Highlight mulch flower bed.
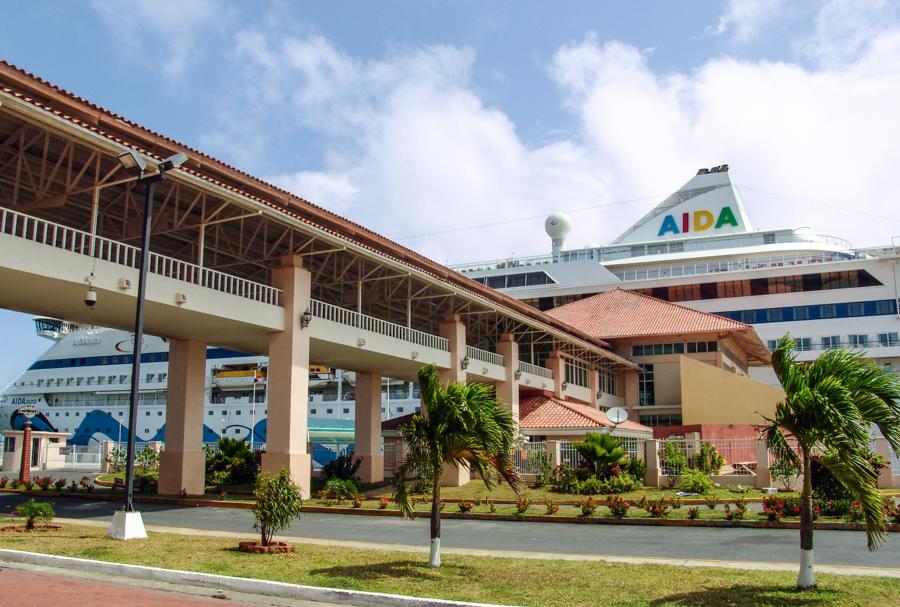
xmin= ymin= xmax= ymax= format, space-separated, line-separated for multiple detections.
xmin=238 ymin=541 xmax=295 ymax=554
xmin=0 ymin=524 xmax=64 ymax=532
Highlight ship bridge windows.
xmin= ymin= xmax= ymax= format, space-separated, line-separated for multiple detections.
xmin=473 ymin=271 xmax=556 ymax=289
xmin=716 ymin=299 xmax=897 ymax=324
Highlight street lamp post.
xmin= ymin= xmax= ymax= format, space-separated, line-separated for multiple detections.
xmin=108 ymin=150 xmax=187 ymax=541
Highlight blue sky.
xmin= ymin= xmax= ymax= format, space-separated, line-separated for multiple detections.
xmin=3 ymin=0 xmax=900 ymax=388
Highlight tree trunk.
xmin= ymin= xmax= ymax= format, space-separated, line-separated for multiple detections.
xmin=797 ymin=445 xmax=816 ymax=590
xmin=429 ymin=462 xmax=443 ymax=568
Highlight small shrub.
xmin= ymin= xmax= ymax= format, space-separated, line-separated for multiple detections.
xmin=548 ymin=464 xmax=579 ymax=494
xmin=0 ymin=477 xmax=8 ymax=488
xmin=378 ymin=497 xmax=390 ymax=509
xmin=352 ymin=496 xmax=364 ymax=508
xmin=678 ymin=469 xmax=714 ymax=494
xmin=79 ymin=476 xmax=95 ymax=493
xmin=606 ymin=495 xmax=630 ymax=518
xmin=670 ymin=496 xmax=683 ymax=510
xmin=68 ymin=480 xmax=78 ymax=492
xmin=846 ymin=500 xmax=864 ymax=523
xmin=9 ymin=478 xmax=21 ymax=490
xmin=458 ymin=500 xmax=475 ymax=513
xmin=209 ymin=470 xmax=231 ymax=487
xmin=487 ymin=498 xmax=497 ymax=514
xmin=644 ymin=498 xmax=670 ymax=518
xmin=53 ymin=478 xmax=66 ymax=491
xmin=528 ymin=450 xmax=553 ymax=489
xmin=819 ymin=498 xmax=852 ymax=517
xmin=578 ymin=476 xmax=602 ymax=495
xmin=723 ymin=504 xmax=734 ymax=521
xmin=661 ymin=441 xmax=688 ymax=487
xmin=106 ymin=447 xmax=127 ymax=473
xmin=322 ymin=453 xmax=362 ymax=483
xmin=544 ymin=499 xmax=560 ymax=515
xmin=763 ymin=496 xmax=785 ymax=521
xmin=688 ymin=506 xmax=700 ymax=520
xmin=135 ymin=474 xmax=157 ymax=494
xmin=693 ymin=443 xmax=725 ymax=475
xmin=252 ymin=468 xmax=302 ymax=546
xmin=597 ymin=473 xmax=639 ymax=494
xmin=579 ymin=496 xmax=597 ymax=516
xmin=732 ymin=498 xmax=748 ymax=520
xmin=635 ymin=495 xmax=648 ymax=510
xmin=135 ymin=445 xmax=160 ymax=474
xmin=35 ymin=476 xmax=54 ymax=491
xmin=515 ymin=496 xmax=532 ymax=514
xmin=23 ymin=480 xmax=34 ymax=491
xmin=15 ymin=498 xmax=54 ymax=530
xmin=322 ymin=478 xmax=359 ymax=501
xmin=624 ymin=457 xmax=647 ymax=482
xmin=704 ymin=494 xmax=719 ymax=510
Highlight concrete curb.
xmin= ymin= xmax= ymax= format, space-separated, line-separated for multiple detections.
xmin=0 ymin=548 xmax=520 ymax=607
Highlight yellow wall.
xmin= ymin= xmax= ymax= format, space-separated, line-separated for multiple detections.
xmin=652 ymin=362 xmax=682 ymax=405
xmin=679 ymin=355 xmax=784 ymax=425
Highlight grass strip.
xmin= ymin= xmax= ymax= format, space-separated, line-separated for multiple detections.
xmin=0 ymin=523 xmax=896 ymax=606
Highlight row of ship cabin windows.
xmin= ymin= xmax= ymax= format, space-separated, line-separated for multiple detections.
xmin=308 ymin=406 xmax=421 ymax=415
xmin=23 ymin=373 xmax=169 ymax=388
xmin=768 ymin=333 xmax=899 ymax=352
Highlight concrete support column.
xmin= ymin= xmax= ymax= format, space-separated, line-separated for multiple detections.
xmin=18 ymin=424 xmax=32 ymax=484
xmin=101 ymin=441 xmax=115 ymax=474
xmin=547 ymin=440 xmax=563 ymax=468
xmin=437 ymin=314 xmax=469 ymax=486
xmin=438 ymin=315 xmax=467 ymax=384
xmin=262 ymin=255 xmax=312 ymax=497
xmin=354 ymin=372 xmax=384 ymax=484
xmin=874 ymin=438 xmax=894 ymax=489
xmin=755 ymin=439 xmax=772 ymax=488
xmin=644 ymin=440 xmax=660 ymax=487
xmin=545 ymin=351 xmax=565 ymax=400
xmin=159 ymin=339 xmax=207 ymax=496
xmin=589 ymin=368 xmax=601 ymax=410
xmin=495 ymin=333 xmax=520 ymax=423
xmin=623 ymin=369 xmax=640 ymax=416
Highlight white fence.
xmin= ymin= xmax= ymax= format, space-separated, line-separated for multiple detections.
xmin=309 ymin=300 xmax=449 ymax=351
xmin=0 ymin=205 xmax=281 ymax=305
xmin=63 ymin=445 xmax=102 ymax=469
xmin=514 ymin=441 xmax=548 ymax=475
xmin=465 ymin=345 xmax=504 ymax=367
xmin=659 ymin=438 xmax=757 ymax=477
xmin=560 ymin=441 xmax=580 ymax=469
xmin=383 ymin=441 xmax=398 ymax=474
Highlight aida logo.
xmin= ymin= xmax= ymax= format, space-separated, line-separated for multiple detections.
xmin=658 ymin=206 xmax=739 ymax=237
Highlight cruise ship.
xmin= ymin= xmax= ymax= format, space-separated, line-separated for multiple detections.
xmin=1 ymin=165 xmax=897 ymax=442
xmin=454 ymin=165 xmax=900 ymax=394
xmin=0 ymin=319 xmax=421 ymax=445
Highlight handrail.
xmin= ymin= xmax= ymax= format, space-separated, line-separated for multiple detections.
xmin=518 ymin=360 xmax=553 ymax=380
xmin=465 ymin=345 xmax=504 ymax=367
xmin=309 ymin=300 xmax=449 ymax=351
xmin=611 ymin=252 xmax=856 ymax=282
xmin=0 ymin=205 xmax=281 ymax=306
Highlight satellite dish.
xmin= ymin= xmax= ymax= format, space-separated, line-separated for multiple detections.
xmin=606 ymin=406 xmax=628 ymax=426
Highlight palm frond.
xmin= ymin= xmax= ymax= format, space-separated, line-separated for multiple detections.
xmin=820 ymin=450 xmax=886 ymax=550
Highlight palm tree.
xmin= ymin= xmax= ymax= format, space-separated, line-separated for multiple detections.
xmin=393 ymin=364 xmax=520 ymax=567
xmin=763 ymin=335 xmax=900 ymax=589
xmin=574 ymin=432 xmax=627 ymax=479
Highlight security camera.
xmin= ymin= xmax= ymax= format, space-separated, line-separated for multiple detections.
xmin=84 ymin=287 xmax=97 ymax=308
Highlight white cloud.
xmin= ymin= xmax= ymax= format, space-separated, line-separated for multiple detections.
xmin=89 ymin=0 xmax=225 ymax=81
xmin=711 ymin=0 xmax=787 ymax=43
xmin=798 ymin=0 xmax=900 ymax=66
xmin=204 ymin=4 xmax=900 ymax=267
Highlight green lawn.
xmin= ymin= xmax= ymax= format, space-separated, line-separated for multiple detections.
xmin=0 ymin=524 xmax=894 ymax=606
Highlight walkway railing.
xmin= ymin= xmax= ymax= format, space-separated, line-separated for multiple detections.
xmin=0 ymin=205 xmax=281 ymax=306
xmin=465 ymin=345 xmax=504 ymax=367
xmin=309 ymin=300 xmax=449 ymax=351
xmin=514 ymin=441 xmax=548 ymax=475
xmin=518 ymin=360 xmax=553 ymax=379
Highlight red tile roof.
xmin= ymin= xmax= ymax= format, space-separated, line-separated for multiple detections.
xmin=545 ymin=289 xmax=770 ymax=363
xmin=0 ymin=60 xmax=629 ymax=364
xmin=519 ymin=394 xmax=652 ymax=434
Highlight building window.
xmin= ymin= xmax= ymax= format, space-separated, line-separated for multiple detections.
xmin=794 ymin=338 xmax=812 ymax=351
xmin=848 ymin=334 xmax=869 ymax=348
xmin=822 ymin=336 xmax=841 ymax=349
xmin=877 ymin=332 xmax=899 ymax=347
xmin=397 ymin=407 xmax=404 ymax=413
xmin=326 ymin=408 xmax=333 ymax=414
xmin=847 ymin=302 xmax=865 ymax=317
xmin=638 ymin=413 xmax=682 ymax=428
xmin=310 ymin=409 xmax=317 ymax=415
xmin=158 ymin=411 xmax=163 ymax=416
xmin=638 ymin=364 xmax=655 ymax=406
xmin=820 ymin=304 xmax=837 ymax=319
xmin=342 ymin=408 xmax=350 ymax=414
xmin=766 ymin=340 xmax=778 ymax=352
xmin=118 ymin=411 xmax=123 ymax=417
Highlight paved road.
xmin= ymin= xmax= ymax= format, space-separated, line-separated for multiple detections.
xmin=2 ymin=493 xmax=899 ymax=569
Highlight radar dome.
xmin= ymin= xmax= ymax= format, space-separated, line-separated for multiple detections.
xmin=544 ymin=213 xmax=572 ymax=240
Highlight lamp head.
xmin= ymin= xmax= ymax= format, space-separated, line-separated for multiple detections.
xmin=159 ymin=152 xmax=188 ymax=172
xmin=117 ymin=149 xmax=147 ymax=174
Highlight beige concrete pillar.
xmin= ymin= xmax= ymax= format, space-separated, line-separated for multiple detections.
xmin=547 ymin=440 xmax=563 ymax=468
xmin=495 ymin=333 xmax=520 ymax=423
xmin=589 ymin=368 xmax=601 ymax=409
xmin=644 ymin=439 xmax=660 ymax=487
xmin=545 ymin=351 xmax=565 ymax=399
xmin=623 ymin=369 xmax=640 ymax=416
xmin=101 ymin=441 xmax=115 ymax=474
xmin=755 ymin=439 xmax=772 ymax=488
xmin=354 ymin=372 xmax=384 ymax=484
xmin=262 ymin=255 xmax=312 ymax=497
xmin=874 ymin=438 xmax=894 ymax=489
xmin=437 ymin=314 xmax=469 ymax=486
xmin=159 ymin=339 xmax=207 ymax=496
